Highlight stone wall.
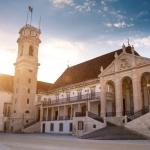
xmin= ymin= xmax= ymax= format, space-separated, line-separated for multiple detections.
xmin=73 ymin=116 xmax=106 ymax=137
xmin=125 ymin=112 xmax=150 ymax=137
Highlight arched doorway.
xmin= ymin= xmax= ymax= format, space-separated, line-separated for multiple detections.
xmin=122 ymin=77 xmax=134 ymax=116
xmin=106 ymin=81 xmax=116 ymax=117
xmin=141 ymin=72 xmax=150 ymax=111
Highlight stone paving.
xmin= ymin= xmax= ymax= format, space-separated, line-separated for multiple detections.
xmin=0 ymin=133 xmax=150 ymax=150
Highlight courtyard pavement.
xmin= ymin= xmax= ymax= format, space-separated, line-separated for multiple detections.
xmin=0 ymin=133 xmax=150 ymax=150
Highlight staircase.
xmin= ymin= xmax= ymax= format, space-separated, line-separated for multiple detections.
xmin=81 ymin=122 xmax=148 ymax=140
xmin=127 ymin=106 xmax=149 ymax=122
xmin=87 ymin=112 xmax=104 ymax=123
xmin=22 ymin=120 xmax=41 ymax=133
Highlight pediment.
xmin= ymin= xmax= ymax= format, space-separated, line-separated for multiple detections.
xmin=100 ymin=52 xmax=150 ymax=77
xmin=135 ymin=56 xmax=150 ymax=67
xmin=100 ymin=62 xmax=115 ymax=76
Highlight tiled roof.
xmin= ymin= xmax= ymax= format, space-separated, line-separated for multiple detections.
xmin=37 ymin=81 xmax=53 ymax=93
xmin=0 ymin=74 xmax=13 ymax=92
xmin=53 ymin=46 xmax=139 ymax=89
xmin=0 ymin=46 xmax=139 ymax=93
xmin=0 ymin=74 xmax=53 ymax=93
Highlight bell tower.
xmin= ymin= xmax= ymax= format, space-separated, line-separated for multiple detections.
xmin=10 ymin=24 xmax=41 ymax=132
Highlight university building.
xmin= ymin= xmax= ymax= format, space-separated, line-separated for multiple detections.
xmin=0 ymin=22 xmax=150 ymax=138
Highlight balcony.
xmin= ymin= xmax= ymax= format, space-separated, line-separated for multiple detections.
xmin=42 ymin=92 xmax=100 ymax=106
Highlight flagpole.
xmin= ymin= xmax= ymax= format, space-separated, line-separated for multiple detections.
xmin=38 ymin=16 xmax=41 ymax=30
xmin=30 ymin=9 xmax=32 ymax=26
xmin=25 ymin=9 xmax=29 ymax=25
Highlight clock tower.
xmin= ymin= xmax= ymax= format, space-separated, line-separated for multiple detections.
xmin=10 ymin=24 xmax=41 ymax=132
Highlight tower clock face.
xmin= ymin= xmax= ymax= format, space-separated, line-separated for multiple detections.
xmin=31 ymin=31 xmax=36 ymax=37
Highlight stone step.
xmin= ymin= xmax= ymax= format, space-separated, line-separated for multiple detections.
xmin=80 ymin=123 xmax=149 ymax=140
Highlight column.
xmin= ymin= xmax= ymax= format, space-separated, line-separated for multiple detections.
xmin=132 ymin=73 xmax=142 ymax=112
xmin=100 ymin=87 xmax=106 ymax=117
xmin=63 ymin=105 xmax=67 ymax=120
xmin=87 ymin=101 xmax=90 ymax=112
xmin=46 ymin=107 xmax=48 ymax=121
xmin=46 ymin=107 xmax=49 ymax=121
xmin=51 ymin=107 xmax=54 ymax=121
xmin=40 ymin=104 xmax=43 ymax=121
xmin=57 ymin=106 xmax=60 ymax=120
xmin=78 ymin=103 xmax=81 ymax=112
xmin=115 ymin=79 xmax=123 ymax=117
xmin=71 ymin=104 xmax=73 ymax=119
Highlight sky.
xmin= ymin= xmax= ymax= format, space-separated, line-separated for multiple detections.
xmin=0 ymin=0 xmax=150 ymax=83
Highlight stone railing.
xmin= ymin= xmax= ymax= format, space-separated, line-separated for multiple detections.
xmin=126 ymin=106 xmax=150 ymax=122
xmin=42 ymin=92 xmax=100 ymax=106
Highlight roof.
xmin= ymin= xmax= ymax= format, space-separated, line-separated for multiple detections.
xmin=37 ymin=81 xmax=53 ymax=93
xmin=0 ymin=74 xmax=52 ymax=93
xmin=0 ymin=46 xmax=139 ymax=93
xmin=53 ymin=46 xmax=139 ymax=89
xmin=0 ymin=74 xmax=13 ymax=92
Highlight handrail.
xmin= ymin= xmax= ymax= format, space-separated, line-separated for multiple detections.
xmin=88 ymin=111 xmax=104 ymax=123
xmin=24 ymin=119 xmax=39 ymax=128
xmin=127 ymin=106 xmax=149 ymax=122
xmin=42 ymin=92 xmax=100 ymax=106
xmin=75 ymin=112 xmax=86 ymax=117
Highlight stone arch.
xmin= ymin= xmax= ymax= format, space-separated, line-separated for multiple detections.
xmin=29 ymin=45 xmax=34 ymax=56
xmin=122 ymin=76 xmax=134 ymax=116
xmin=141 ymin=72 xmax=150 ymax=110
xmin=105 ymin=80 xmax=116 ymax=116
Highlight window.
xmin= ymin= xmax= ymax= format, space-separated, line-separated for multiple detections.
xmin=14 ymin=110 xmax=16 ymax=113
xmin=59 ymin=123 xmax=63 ymax=132
xmin=67 ymin=92 xmax=70 ymax=101
xmin=28 ymin=88 xmax=30 ymax=93
xmin=78 ymin=121 xmax=84 ymax=130
xmin=38 ymin=96 xmax=41 ymax=102
xmin=93 ymin=124 xmax=96 ymax=128
xmin=26 ymin=120 xmax=29 ymax=123
xmin=56 ymin=94 xmax=59 ymax=101
xmin=28 ymin=78 xmax=31 ymax=83
xmin=69 ymin=123 xmax=73 ymax=132
xmin=25 ymin=110 xmax=30 ymax=114
xmin=28 ymin=69 xmax=33 ymax=73
xmin=50 ymin=123 xmax=54 ymax=131
xmin=29 ymin=45 xmax=34 ymax=56
xmin=27 ymin=98 xmax=29 ymax=104
xmin=3 ymin=103 xmax=11 ymax=117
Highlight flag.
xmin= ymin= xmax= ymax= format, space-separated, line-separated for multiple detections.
xmin=28 ymin=6 xmax=33 ymax=13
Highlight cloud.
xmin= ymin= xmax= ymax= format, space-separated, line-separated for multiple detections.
xmin=74 ymin=0 xmax=95 ymax=12
xmin=50 ymin=0 xmax=74 ymax=8
xmin=105 ymin=21 xmax=134 ymax=28
xmin=133 ymin=36 xmax=150 ymax=47
xmin=38 ymin=37 xmax=87 ymax=82
xmin=50 ymin=0 xmax=95 ymax=12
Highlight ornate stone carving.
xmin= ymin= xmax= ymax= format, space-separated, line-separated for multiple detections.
xmin=119 ymin=58 xmax=131 ymax=70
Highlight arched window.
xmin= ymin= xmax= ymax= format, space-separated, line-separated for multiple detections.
xmin=29 ymin=45 xmax=34 ymax=56
xmin=25 ymin=110 xmax=30 ymax=114
xmin=27 ymin=98 xmax=29 ymax=104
